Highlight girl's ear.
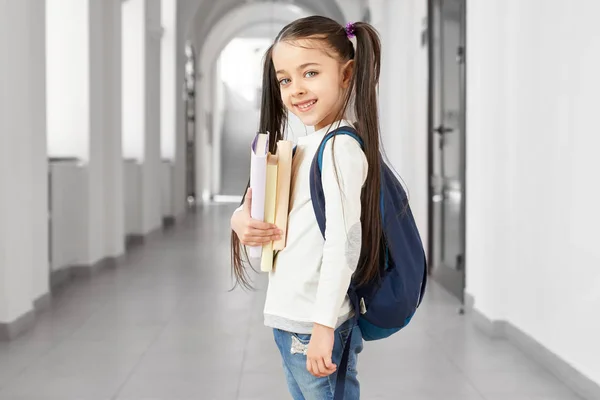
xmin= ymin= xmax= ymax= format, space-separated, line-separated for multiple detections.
xmin=341 ymin=60 xmax=354 ymax=89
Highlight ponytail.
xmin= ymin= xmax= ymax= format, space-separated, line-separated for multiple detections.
xmin=350 ymin=22 xmax=383 ymax=286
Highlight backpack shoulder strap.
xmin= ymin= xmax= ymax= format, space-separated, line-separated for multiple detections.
xmin=316 ymin=127 xmax=364 ymax=172
xmin=309 ymin=126 xmax=363 ymax=238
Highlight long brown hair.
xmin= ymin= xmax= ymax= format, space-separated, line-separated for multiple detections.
xmin=231 ymin=15 xmax=382 ymax=289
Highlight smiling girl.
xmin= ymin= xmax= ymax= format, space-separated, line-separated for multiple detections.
xmin=230 ymin=15 xmax=383 ymax=400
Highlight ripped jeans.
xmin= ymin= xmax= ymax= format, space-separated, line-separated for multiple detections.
xmin=272 ymin=319 xmax=364 ymax=400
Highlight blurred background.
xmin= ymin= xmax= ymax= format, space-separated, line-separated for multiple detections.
xmin=0 ymin=0 xmax=598 ymax=399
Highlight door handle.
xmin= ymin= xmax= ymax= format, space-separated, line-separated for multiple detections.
xmin=433 ymin=125 xmax=454 ymax=135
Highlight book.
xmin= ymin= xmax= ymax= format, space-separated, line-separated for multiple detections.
xmin=248 ymin=132 xmax=269 ymax=259
xmin=273 ymin=141 xmax=294 ymax=251
xmin=261 ymin=153 xmax=279 ymax=272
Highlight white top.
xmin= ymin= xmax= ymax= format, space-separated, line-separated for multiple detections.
xmin=261 ymin=120 xmax=368 ymax=334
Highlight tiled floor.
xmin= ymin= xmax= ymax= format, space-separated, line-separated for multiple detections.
xmin=0 ymin=205 xmax=584 ymax=400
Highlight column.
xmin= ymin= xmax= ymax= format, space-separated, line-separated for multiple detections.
xmin=370 ymin=0 xmax=429 ymax=241
xmin=88 ymin=0 xmax=108 ymax=265
xmin=46 ymin=0 xmax=125 ymax=270
xmin=144 ymin=0 xmax=163 ymax=233
xmin=161 ymin=0 xmax=177 ymax=221
xmin=103 ymin=0 xmax=126 ymax=258
xmin=0 ymin=0 xmax=48 ymax=338
xmin=464 ymin=0 xmax=511 ymax=320
xmin=122 ymin=0 xmax=163 ymax=237
xmin=174 ymin=3 xmax=190 ymax=217
xmin=91 ymin=0 xmax=126 ymax=261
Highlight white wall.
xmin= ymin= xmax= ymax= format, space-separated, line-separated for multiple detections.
xmin=212 ymin=58 xmax=225 ymax=195
xmin=161 ymin=0 xmax=176 ymax=160
xmin=87 ymin=0 xmax=107 ymax=266
xmin=0 ymin=0 xmax=49 ymax=323
xmin=466 ymin=0 xmax=600 ymax=387
xmin=47 ymin=0 xmax=125 ymax=266
xmin=143 ymin=0 xmax=163 ymax=233
xmin=161 ymin=161 xmax=174 ymax=217
xmin=103 ymin=0 xmax=125 ymax=259
xmin=122 ymin=0 xmax=163 ymax=234
xmin=46 ymin=0 xmax=90 ymax=159
xmin=334 ymin=0 xmax=366 ymax=23
xmin=122 ymin=0 xmax=145 ymax=161
xmin=30 ymin=1 xmax=51 ymax=303
xmin=124 ymin=161 xmax=143 ymax=235
xmin=369 ymin=0 xmax=429 ymax=246
xmin=50 ymin=163 xmax=88 ymax=270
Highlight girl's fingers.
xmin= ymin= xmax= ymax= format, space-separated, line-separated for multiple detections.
xmin=311 ymin=359 xmax=321 ymax=377
xmin=248 ymin=219 xmax=279 ymax=230
xmin=316 ymin=358 xmax=327 ymax=376
xmin=244 ymin=237 xmax=280 ymax=246
xmin=324 ymin=356 xmax=337 ymax=372
xmin=249 ymin=227 xmax=281 ymax=238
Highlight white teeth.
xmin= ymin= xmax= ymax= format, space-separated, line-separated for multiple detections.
xmin=297 ymin=100 xmax=316 ymax=110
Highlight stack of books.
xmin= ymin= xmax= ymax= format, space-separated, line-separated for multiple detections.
xmin=249 ymin=132 xmax=294 ymax=272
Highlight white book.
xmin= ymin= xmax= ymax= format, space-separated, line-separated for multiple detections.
xmin=248 ymin=132 xmax=269 ymax=259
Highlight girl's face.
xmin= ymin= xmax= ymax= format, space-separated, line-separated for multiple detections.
xmin=272 ymin=39 xmax=353 ymax=131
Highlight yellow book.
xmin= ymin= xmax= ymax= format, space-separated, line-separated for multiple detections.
xmin=261 ymin=153 xmax=279 ymax=272
xmin=273 ymin=141 xmax=294 ymax=251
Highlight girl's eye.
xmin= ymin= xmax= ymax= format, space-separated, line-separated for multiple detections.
xmin=305 ymin=71 xmax=318 ymax=78
xmin=279 ymin=78 xmax=290 ymax=85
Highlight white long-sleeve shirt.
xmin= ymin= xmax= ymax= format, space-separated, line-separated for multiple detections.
xmin=260 ymin=120 xmax=368 ymax=334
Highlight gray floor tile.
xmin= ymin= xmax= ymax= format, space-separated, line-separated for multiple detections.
xmin=114 ymin=371 xmax=240 ymax=400
xmin=237 ymin=371 xmax=290 ymax=400
xmin=0 ymin=205 xmax=588 ymax=400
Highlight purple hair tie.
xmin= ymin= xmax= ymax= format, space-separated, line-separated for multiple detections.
xmin=345 ymin=22 xmax=356 ymax=39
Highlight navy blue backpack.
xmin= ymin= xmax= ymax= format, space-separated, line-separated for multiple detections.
xmin=308 ymin=126 xmax=428 ymax=399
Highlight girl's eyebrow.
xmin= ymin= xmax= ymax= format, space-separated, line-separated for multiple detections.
xmin=276 ymin=63 xmax=321 ymax=75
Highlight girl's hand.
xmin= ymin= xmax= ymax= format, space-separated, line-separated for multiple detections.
xmin=231 ymin=188 xmax=282 ymax=246
xmin=306 ymin=323 xmax=337 ymax=377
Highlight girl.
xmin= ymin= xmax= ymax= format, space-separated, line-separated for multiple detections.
xmin=230 ymin=15 xmax=382 ymax=400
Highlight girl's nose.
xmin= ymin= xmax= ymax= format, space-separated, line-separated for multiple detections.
xmin=291 ymin=82 xmax=306 ymax=97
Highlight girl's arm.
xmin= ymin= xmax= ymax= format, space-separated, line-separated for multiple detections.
xmin=312 ymin=136 xmax=368 ymax=328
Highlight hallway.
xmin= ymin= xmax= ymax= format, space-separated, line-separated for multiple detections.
xmin=0 ymin=206 xmax=582 ymax=400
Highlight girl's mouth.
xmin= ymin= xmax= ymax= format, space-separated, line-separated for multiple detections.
xmin=294 ymin=99 xmax=317 ymax=112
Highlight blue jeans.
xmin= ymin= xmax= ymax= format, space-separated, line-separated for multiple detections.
xmin=273 ymin=319 xmax=364 ymax=400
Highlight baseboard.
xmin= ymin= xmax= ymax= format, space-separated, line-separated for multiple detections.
xmin=50 ymin=256 xmax=119 ymax=292
xmin=504 ymin=323 xmax=600 ymax=400
xmin=125 ymin=224 xmax=164 ymax=250
xmin=470 ymin=305 xmax=506 ymax=339
xmin=162 ymin=215 xmax=176 ymax=229
xmin=466 ymin=294 xmax=600 ymax=400
xmin=0 ymin=309 xmax=35 ymax=341
xmin=1 ymin=293 xmax=51 ymax=340
xmin=33 ymin=292 xmax=52 ymax=312
xmin=464 ymin=291 xmax=475 ymax=310
xmin=49 ymin=267 xmax=72 ymax=291
xmin=71 ymin=256 xmax=117 ymax=278
xmin=3 ymin=256 xmax=118 ymax=341
xmin=125 ymin=233 xmax=144 ymax=250
xmin=146 ymin=225 xmax=163 ymax=242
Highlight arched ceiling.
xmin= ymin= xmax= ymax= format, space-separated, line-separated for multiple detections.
xmin=198 ymin=2 xmax=310 ymax=76
xmin=181 ymin=0 xmax=368 ymax=72
xmin=188 ymin=0 xmax=347 ymax=43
